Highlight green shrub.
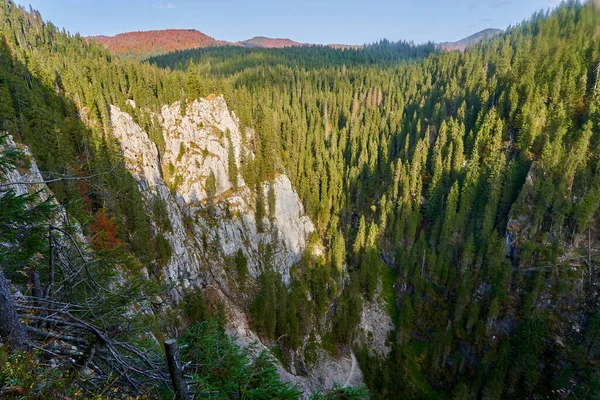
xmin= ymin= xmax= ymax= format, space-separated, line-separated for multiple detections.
xmin=179 ymin=319 xmax=302 ymax=399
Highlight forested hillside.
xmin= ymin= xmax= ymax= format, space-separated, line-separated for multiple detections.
xmin=148 ymin=40 xmax=438 ymax=73
xmin=153 ymin=3 xmax=600 ymax=398
xmin=439 ymin=28 xmax=504 ymax=51
xmin=0 ymin=0 xmax=599 ymax=399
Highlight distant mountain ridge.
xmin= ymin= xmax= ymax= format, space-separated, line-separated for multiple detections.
xmin=86 ymin=28 xmax=503 ymax=59
xmin=439 ymin=28 xmax=504 ymax=51
xmin=236 ymin=36 xmax=303 ymax=48
xmin=87 ymin=29 xmax=227 ymax=58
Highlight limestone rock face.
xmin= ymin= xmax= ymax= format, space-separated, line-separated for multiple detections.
xmin=1 ymin=135 xmax=54 ymax=199
xmin=356 ymin=300 xmax=394 ymax=358
xmin=0 ymin=135 xmax=73 ymax=228
xmin=225 ymin=300 xmax=364 ymax=394
xmin=157 ymin=97 xmax=245 ymax=203
xmin=111 ymin=105 xmax=204 ymax=294
xmin=110 ymin=107 xmax=163 ymax=189
xmin=108 ymin=95 xmax=352 ymax=394
xmin=267 ymin=176 xmax=315 ymax=271
xmin=0 ymin=135 xmax=85 ymax=253
xmin=281 ymin=349 xmax=364 ymax=394
xmin=203 ymin=175 xmax=315 ymax=285
xmin=110 ymin=96 xmax=315 ymax=288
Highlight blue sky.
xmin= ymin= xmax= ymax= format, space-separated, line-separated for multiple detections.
xmin=15 ymin=0 xmax=563 ymax=44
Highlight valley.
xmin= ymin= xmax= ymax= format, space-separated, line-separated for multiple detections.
xmin=0 ymin=0 xmax=599 ymax=399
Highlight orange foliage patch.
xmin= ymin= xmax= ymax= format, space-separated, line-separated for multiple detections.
xmin=90 ymin=209 xmax=122 ymax=251
xmin=86 ymin=30 xmax=350 ymax=57
xmin=86 ymin=29 xmax=227 ymax=58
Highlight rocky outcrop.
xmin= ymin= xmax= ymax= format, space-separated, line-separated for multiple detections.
xmin=283 ymin=349 xmax=364 ymax=394
xmin=110 ymin=96 xmax=314 ymax=288
xmin=111 ymin=105 xmax=205 ymax=293
xmin=356 ymin=300 xmax=394 ymax=358
xmin=157 ymin=97 xmax=245 ymax=203
xmin=225 ymin=301 xmax=364 ymax=394
xmin=0 ymin=135 xmax=71 ymax=228
xmin=2 ymin=135 xmax=55 ymax=199
xmin=199 ymin=174 xmax=315 ymax=286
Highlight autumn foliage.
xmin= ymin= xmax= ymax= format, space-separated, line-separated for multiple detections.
xmin=90 ymin=209 xmax=122 ymax=251
xmin=87 ymin=29 xmax=226 ymax=59
xmin=87 ymin=31 xmax=310 ymax=60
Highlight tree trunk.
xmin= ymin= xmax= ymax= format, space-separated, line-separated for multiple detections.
xmin=0 ymin=266 xmax=25 ymax=350
xmin=164 ymin=339 xmax=190 ymax=400
xmin=30 ymin=270 xmax=42 ymax=303
xmin=30 ymin=270 xmax=44 ymax=328
xmin=589 ymin=228 xmax=593 ymax=287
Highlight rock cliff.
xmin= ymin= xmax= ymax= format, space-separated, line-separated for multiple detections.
xmin=1 ymin=135 xmax=71 ymax=229
xmin=110 ymin=96 xmax=315 ymax=288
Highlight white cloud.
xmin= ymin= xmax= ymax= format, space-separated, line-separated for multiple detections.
xmin=154 ymin=3 xmax=176 ymax=9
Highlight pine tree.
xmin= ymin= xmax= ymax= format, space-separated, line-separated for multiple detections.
xmin=227 ymin=137 xmax=238 ymax=190
xmin=206 ymin=169 xmax=217 ymax=207
xmin=353 ymin=216 xmax=367 ymax=254
xmin=0 ymin=134 xmax=54 ymax=350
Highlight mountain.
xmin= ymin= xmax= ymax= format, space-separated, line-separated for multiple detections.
xmin=439 ymin=28 xmax=503 ymax=51
xmin=237 ymin=36 xmax=303 ymax=48
xmin=87 ymin=27 xmax=504 ymax=60
xmin=87 ymin=29 xmax=227 ymax=58
xmin=87 ymin=30 xmax=308 ymax=57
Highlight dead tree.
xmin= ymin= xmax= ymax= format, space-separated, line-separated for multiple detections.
xmin=0 ymin=265 xmax=25 ymax=350
xmin=164 ymin=339 xmax=191 ymax=400
xmin=0 ymin=136 xmax=170 ymax=393
xmin=9 ymin=226 xmax=170 ymax=394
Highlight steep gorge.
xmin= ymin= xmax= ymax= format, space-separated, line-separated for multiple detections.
xmin=110 ymin=95 xmax=374 ymax=393
xmin=0 ymin=1 xmax=599 ymax=399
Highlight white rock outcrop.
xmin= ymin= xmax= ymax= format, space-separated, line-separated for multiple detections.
xmin=0 ymin=135 xmax=86 ymax=259
xmin=158 ymin=97 xmax=245 ymax=202
xmin=1 ymin=135 xmax=55 ymax=199
xmin=268 ymin=176 xmax=315 ymax=270
xmin=111 ymin=106 xmax=204 ymax=292
xmin=224 ymin=292 xmax=364 ymax=395
xmin=110 ymin=107 xmax=163 ymax=189
xmin=110 ymin=95 xmax=314 ymax=288
xmin=356 ymin=300 xmax=394 ymax=357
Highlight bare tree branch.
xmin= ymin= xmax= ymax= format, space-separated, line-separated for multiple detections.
xmin=0 ymin=164 xmax=120 ymax=189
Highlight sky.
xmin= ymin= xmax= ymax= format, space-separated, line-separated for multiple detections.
xmin=15 ymin=0 xmax=564 ymax=45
